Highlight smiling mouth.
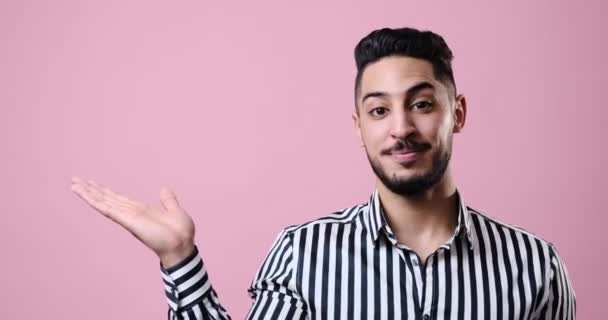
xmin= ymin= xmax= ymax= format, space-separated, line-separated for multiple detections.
xmin=381 ymin=140 xmax=431 ymax=164
xmin=390 ymin=150 xmax=422 ymax=163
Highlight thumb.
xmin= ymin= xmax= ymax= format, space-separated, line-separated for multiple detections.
xmin=159 ymin=187 xmax=180 ymax=211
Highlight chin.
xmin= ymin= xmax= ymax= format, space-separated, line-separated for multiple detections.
xmin=390 ymin=167 xmax=426 ymax=180
xmin=390 ymin=158 xmax=428 ymax=170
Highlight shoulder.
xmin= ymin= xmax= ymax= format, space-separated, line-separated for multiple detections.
xmin=278 ymin=202 xmax=369 ymax=239
xmin=467 ymin=207 xmax=576 ymax=313
xmin=467 ymin=206 xmax=557 ymax=248
xmin=466 ymin=206 xmax=566 ymax=275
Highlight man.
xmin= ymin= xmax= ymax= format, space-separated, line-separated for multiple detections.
xmin=71 ymin=27 xmax=576 ymax=319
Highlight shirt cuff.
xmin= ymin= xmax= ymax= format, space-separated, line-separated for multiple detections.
xmin=160 ymin=245 xmax=211 ymax=312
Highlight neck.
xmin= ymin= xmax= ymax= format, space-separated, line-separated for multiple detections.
xmin=376 ymin=168 xmax=459 ymax=254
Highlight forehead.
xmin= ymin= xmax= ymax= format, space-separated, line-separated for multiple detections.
xmin=359 ymin=56 xmax=444 ymax=99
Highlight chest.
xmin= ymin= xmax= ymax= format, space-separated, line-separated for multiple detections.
xmin=294 ymin=232 xmax=548 ymax=320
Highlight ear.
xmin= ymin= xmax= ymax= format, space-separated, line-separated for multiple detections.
xmin=352 ymin=109 xmax=364 ymax=146
xmin=452 ymin=94 xmax=467 ymax=133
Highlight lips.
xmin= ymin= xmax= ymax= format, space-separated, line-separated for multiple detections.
xmin=390 ymin=150 xmax=420 ymax=162
xmin=389 ymin=144 xmax=431 ymax=163
xmin=391 ymin=150 xmax=419 ymax=155
xmin=383 ymin=141 xmax=431 ymax=163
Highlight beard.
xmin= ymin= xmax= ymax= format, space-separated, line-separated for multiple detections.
xmin=366 ymin=137 xmax=452 ymax=196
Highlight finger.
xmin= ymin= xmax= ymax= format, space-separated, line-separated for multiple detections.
xmin=72 ymin=183 xmax=123 ymax=218
xmin=86 ymin=179 xmax=143 ymax=208
xmin=71 ymin=183 xmax=147 ymax=232
xmin=71 ymin=176 xmax=91 ymax=190
xmin=71 ymin=177 xmax=94 ymax=191
xmin=159 ymin=187 xmax=180 ymax=211
xmin=71 ymin=183 xmax=113 ymax=216
xmin=76 ymin=181 xmax=121 ymax=210
xmin=84 ymin=181 xmax=159 ymax=220
xmin=79 ymin=181 xmax=106 ymax=202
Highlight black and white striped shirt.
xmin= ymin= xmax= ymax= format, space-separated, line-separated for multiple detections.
xmin=160 ymin=190 xmax=576 ymax=319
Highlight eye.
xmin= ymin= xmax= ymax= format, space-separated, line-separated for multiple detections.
xmin=411 ymin=101 xmax=433 ymax=111
xmin=369 ymin=107 xmax=389 ymax=117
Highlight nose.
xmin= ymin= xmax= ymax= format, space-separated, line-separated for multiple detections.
xmin=390 ymin=109 xmax=415 ymax=140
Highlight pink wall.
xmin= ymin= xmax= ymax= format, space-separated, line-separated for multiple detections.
xmin=1 ymin=1 xmax=604 ymax=318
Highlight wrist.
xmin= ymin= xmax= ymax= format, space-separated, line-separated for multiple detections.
xmin=159 ymin=242 xmax=196 ymax=269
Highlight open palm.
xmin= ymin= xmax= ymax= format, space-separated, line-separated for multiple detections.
xmin=70 ymin=176 xmax=195 ymax=267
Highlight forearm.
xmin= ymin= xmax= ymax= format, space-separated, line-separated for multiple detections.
xmin=161 ymin=228 xmax=308 ymax=320
xmin=161 ymin=246 xmax=231 ymax=320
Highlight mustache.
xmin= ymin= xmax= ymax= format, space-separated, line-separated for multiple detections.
xmin=382 ymin=140 xmax=432 ymax=155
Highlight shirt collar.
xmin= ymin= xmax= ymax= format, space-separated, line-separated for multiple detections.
xmin=365 ymin=189 xmax=474 ymax=250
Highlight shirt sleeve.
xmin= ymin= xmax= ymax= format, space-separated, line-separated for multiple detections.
xmin=537 ymin=245 xmax=576 ymax=320
xmin=160 ymin=229 xmax=308 ymax=320
xmin=160 ymin=246 xmax=231 ymax=320
xmin=245 ymin=229 xmax=308 ymax=320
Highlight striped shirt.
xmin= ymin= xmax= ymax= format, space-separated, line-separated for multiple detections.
xmin=160 ymin=189 xmax=576 ymax=319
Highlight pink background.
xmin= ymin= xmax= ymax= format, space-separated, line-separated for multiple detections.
xmin=1 ymin=1 xmax=604 ymax=319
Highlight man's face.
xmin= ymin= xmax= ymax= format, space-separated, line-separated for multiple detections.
xmin=353 ymin=56 xmax=466 ymax=196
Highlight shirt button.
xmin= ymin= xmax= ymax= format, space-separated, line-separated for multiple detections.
xmin=412 ymin=258 xmax=419 ymax=266
xmin=422 ymin=314 xmax=430 ymax=320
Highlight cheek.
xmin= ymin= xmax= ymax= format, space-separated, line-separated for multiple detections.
xmin=361 ymin=124 xmax=389 ymax=151
xmin=419 ymin=115 xmax=451 ymax=144
xmin=438 ymin=117 xmax=455 ymax=143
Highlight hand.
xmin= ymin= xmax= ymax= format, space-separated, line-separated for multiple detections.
xmin=70 ymin=176 xmax=196 ymax=268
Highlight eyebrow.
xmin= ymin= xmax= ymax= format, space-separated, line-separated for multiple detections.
xmin=361 ymin=81 xmax=436 ymax=104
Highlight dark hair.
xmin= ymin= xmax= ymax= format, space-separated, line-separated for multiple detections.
xmin=354 ymin=27 xmax=456 ymax=104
